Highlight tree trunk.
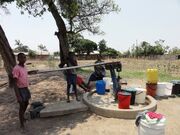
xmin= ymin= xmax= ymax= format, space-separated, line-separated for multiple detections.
xmin=0 ymin=25 xmax=16 ymax=87
xmin=46 ymin=0 xmax=69 ymax=63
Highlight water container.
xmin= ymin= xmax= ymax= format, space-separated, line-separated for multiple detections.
xmin=171 ymin=80 xmax=180 ymax=95
xmin=135 ymin=88 xmax=146 ymax=104
xmin=123 ymin=87 xmax=136 ymax=105
xmin=103 ymin=77 xmax=111 ymax=92
xmin=118 ymin=92 xmax=131 ymax=109
xmin=147 ymin=69 xmax=158 ymax=83
xmin=146 ymin=83 xmax=157 ymax=97
xmin=96 ymin=80 xmax=105 ymax=95
xmin=138 ymin=118 xmax=166 ymax=135
xmin=157 ymin=82 xmax=173 ymax=96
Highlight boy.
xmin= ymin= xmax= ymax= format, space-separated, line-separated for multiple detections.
xmin=12 ymin=53 xmax=31 ymax=129
xmin=60 ymin=52 xmax=79 ymax=102
xmin=87 ymin=55 xmax=106 ymax=87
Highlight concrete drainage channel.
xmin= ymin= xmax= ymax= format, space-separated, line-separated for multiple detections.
xmin=83 ymin=90 xmax=157 ymax=119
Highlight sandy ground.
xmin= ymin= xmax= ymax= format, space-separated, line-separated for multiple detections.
xmin=0 ymin=58 xmax=180 ymax=135
xmin=0 ymin=72 xmax=180 ymax=135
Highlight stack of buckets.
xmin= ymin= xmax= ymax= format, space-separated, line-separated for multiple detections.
xmin=146 ymin=69 xmax=158 ymax=97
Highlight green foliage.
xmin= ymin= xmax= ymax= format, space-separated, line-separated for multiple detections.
xmin=68 ymin=33 xmax=83 ymax=47
xmin=74 ymin=38 xmax=97 ymax=55
xmin=104 ymin=47 xmax=119 ymax=57
xmin=169 ymin=47 xmax=180 ymax=55
xmin=58 ymin=0 xmax=120 ymax=34
xmin=53 ymin=51 xmax=60 ymax=57
xmin=38 ymin=44 xmax=47 ymax=52
xmin=129 ymin=39 xmax=170 ymax=57
xmin=16 ymin=0 xmax=46 ymax=17
xmin=14 ymin=39 xmax=29 ymax=52
xmin=98 ymin=39 xmax=107 ymax=55
xmin=28 ymin=49 xmax=37 ymax=59
xmin=0 ymin=0 xmax=14 ymax=5
xmin=1 ymin=0 xmax=120 ymax=61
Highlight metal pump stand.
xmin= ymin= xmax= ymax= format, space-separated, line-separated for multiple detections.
xmin=105 ymin=62 xmax=122 ymax=101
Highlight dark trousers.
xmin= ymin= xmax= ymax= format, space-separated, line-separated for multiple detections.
xmin=66 ymin=74 xmax=78 ymax=101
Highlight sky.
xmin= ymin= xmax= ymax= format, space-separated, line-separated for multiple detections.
xmin=0 ymin=0 xmax=180 ymax=53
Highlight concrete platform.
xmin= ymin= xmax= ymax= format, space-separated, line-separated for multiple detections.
xmin=83 ymin=90 xmax=157 ymax=119
xmin=40 ymin=100 xmax=88 ymax=117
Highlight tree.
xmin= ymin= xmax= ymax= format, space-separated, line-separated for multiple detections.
xmin=59 ymin=0 xmax=119 ymax=34
xmin=129 ymin=39 xmax=170 ymax=57
xmin=38 ymin=44 xmax=48 ymax=57
xmin=141 ymin=41 xmax=150 ymax=56
xmin=73 ymin=40 xmax=84 ymax=55
xmin=0 ymin=0 xmax=119 ymax=83
xmin=105 ymin=47 xmax=119 ymax=57
xmin=74 ymin=39 xmax=97 ymax=56
xmin=82 ymin=39 xmax=97 ymax=55
xmin=169 ymin=47 xmax=180 ymax=55
xmin=98 ymin=39 xmax=107 ymax=55
xmin=154 ymin=39 xmax=169 ymax=55
xmin=14 ymin=39 xmax=29 ymax=52
xmin=0 ymin=25 xmax=16 ymax=86
xmin=28 ymin=49 xmax=37 ymax=59
xmin=38 ymin=44 xmax=47 ymax=52
xmin=53 ymin=51 xmax=60 ymax=57
xmin=14 ymin=0 xmax=119 ymax=64
xmin=0 ymin=1 xmax=17 ymax=86
xmin=123 ymin=50 xmax=131 ymax=58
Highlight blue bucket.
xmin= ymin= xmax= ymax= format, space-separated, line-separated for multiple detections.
xmin=96 ymin=80 xmax=105 ymax=95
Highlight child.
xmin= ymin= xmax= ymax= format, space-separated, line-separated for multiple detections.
xmin=12 ymin=53 xmax=31 ymax=129
xmin=61 ymin=52 xmax=79 ymax=102
xmin=87 ymin=55 xmax=106 ymax=87
xmin=76 ymin=75 xmax=90 ymax=92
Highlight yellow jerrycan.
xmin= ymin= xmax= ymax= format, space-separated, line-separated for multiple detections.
xmin=147 ymin=69 xmax=158 ymax=83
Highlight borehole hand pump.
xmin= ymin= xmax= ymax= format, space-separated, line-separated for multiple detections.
xmin=105 ymin=62 xmax=122 ymax=101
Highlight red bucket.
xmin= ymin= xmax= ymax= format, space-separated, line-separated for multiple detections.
xmin=118 ymin=92 xmax=131 ymax=109
xmin=146 ymin=83 xmax=157 ymax=97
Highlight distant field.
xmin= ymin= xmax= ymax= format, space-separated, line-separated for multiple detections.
xmin=119 ymin=58 xmax=180 ymax=81
xmin=25 ymin=58 xmax=180 ymax=81
xmin=0 ymin=58 xmax=179 ymax=82
xmin=77 ymin=58 xmax=180 ymax=82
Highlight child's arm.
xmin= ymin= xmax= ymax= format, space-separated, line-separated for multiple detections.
xmin=13 ymin=78 xmax=22 ymax=102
